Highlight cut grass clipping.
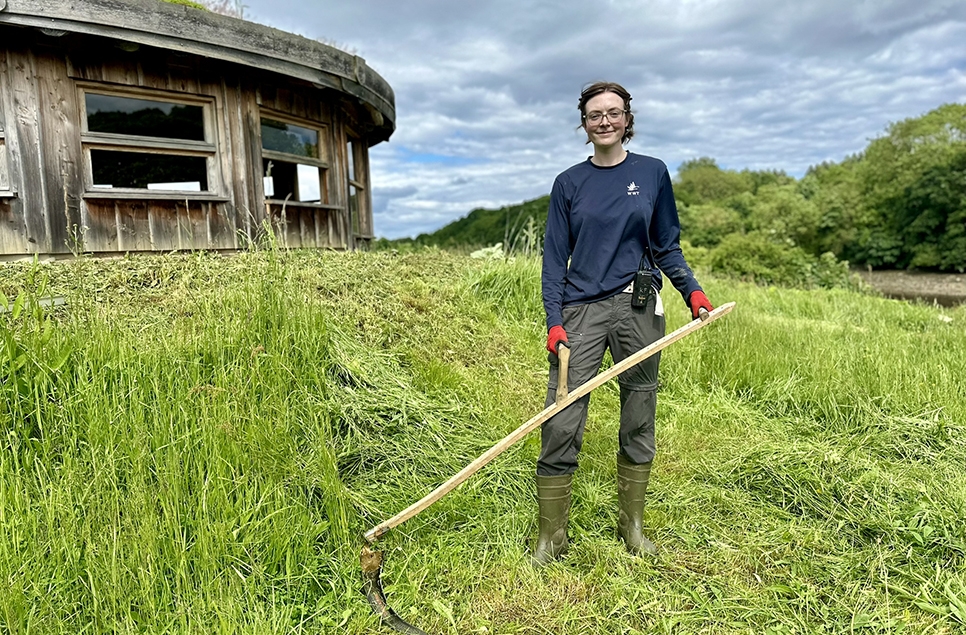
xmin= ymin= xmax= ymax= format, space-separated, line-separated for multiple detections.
xmin=1 ymin=249 xmax=964 ymax=634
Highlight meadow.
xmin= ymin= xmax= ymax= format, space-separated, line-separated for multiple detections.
xmin=1 ymin=249 xmax=964 ymax=634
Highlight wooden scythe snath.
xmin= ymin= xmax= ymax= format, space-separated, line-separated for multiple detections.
xmin=361 ymin=302 xmax=736 ymax=634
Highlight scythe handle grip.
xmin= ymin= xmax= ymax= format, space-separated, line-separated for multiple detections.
xmin=555 ymin=343 xmax=570 ymax=405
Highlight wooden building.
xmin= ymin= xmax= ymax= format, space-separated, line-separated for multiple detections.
xmin=0 ymin=0 xmax=395 ymax=259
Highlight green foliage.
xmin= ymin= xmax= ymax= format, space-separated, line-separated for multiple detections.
xmin=801 ymin=157 xmax=865 ymax=257
xmin=406 ymin=102 xmax=966 ymax=278
xmin=162 ymin=0 xmax=209 ymax=9
xmin=386 ymin=196 xmax=551 ymax=254
xmin=901 ymin=151 xmax=966 ymax=270
xmin=678 ymin=239 xmax=711 ymax=270
xmin=745 ymin=183 xmax=823 ymax=253
xmin=0 ymin=270 xmax=73 ymax=443
xmin=160 ymin=0 xmax=246 ymax=17
xmin=855 ymin=103 xmax=966 ymax=271
xmin=674 ymin=157 xmax=753 ymax=206
xmin=468 ymin=255 xmax=543 ymax=323
xmin=743 ymin=167 xmax=795 ymax=192
xmin=1 ymin=251 xmax=965 ymax=633
xmin=709 ymin=232 xmax=854 ymax=289
xmin=677 ymin=203 xmax=743 ymax=248
xmin=672 ymin=103 xmax=966 ymax=274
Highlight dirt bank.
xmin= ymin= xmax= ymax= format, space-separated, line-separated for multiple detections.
xmin=856 ymin=269 xmax=966 ymax=307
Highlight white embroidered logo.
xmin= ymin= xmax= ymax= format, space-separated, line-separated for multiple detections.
xmin=627 ymin=182 xmax=640 ymax=196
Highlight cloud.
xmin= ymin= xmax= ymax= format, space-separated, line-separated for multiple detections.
xmin=244 ymin=0 xmax=966 ymax=238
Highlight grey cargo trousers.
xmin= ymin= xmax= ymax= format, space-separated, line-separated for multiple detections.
xmin=538 ymin=292 xmax=665 ymax=476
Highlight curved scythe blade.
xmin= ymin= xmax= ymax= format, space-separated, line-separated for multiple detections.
xmin=361 ymin=545 xmax=431 ymax=635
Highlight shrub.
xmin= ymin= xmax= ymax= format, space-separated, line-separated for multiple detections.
xmin=679 ymin=240 xmax=711 ymax=271
xmin=709 ymin=232 xmax=854 ymax=289
xmin=678 ymin=204 xmax=743 ymax=248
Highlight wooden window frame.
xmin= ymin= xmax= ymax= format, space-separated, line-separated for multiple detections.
xmin=346 ymin=132 xmax=372 ymax=241
xmin=0 ymin=102 xmax=12 ymax=197
xmin=259 ymin=108 xmax=337 ymax=209
xmin=77 ymin=83 xmax=226 ymax=201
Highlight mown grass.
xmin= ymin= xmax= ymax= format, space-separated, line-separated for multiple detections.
xmin=1 ymin=249 xmax=964 ymax=634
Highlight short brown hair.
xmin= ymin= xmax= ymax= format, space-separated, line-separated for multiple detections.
xmin=577 ymin=81 xmax=635 ymax=145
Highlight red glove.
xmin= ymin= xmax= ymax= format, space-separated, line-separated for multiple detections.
xmin=688 ymin=290 xmax=713 ymax=320
xmin=546 ymin=325 xmax=568 ymax=354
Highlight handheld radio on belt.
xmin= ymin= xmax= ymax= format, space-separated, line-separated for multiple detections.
xmin=631 ymin=249 xmax=655 ymax=309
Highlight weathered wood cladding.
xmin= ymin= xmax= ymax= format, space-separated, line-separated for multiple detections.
xmin=1 ymin=0 xmax=394 ymax=139
xmin=0 ymin=7 xmax=389 ymax=259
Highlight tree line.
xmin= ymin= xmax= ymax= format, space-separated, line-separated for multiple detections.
xmin=382 ymin=102 xmax=966 ymax=284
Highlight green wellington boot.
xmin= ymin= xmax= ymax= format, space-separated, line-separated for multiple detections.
xmin=531 ymin=474 xmax=572 ymax=567
xmin=617 ymin=455 xmax=658 ymax=556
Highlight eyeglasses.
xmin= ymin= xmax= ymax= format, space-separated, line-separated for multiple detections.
xmin=583 ymin=109 xmax=627 ymax=125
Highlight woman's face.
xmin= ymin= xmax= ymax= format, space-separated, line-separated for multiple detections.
xmin=583 ymin=91 xmax=627 ymax=150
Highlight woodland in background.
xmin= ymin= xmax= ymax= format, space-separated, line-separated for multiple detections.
xmin=383 ymin=103 xmax=966 ymax=286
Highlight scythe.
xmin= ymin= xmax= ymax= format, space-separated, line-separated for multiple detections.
xmin=361 ymin=302 xmax=735 ymax=633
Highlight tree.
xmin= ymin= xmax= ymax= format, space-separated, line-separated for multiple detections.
xmin=678 ymin=203 xmax=742 ymax=248
xmin=801 ymin=157 xmax=865 ymax=259
xmin=856 ymin=103 xmax=966 ymax=270
xmin=674 ymin=157 xmax=753 ymax=206
xmin=741 ymin=168 xmax=795 ymax=194
xmin=743 ymin=183 xmax=822 ymax=254
xmin=896 ymin=149 xmax=966 ymax=269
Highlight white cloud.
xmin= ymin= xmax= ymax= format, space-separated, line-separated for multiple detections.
xmin=245 ymin=0 xmax=966 ymax=238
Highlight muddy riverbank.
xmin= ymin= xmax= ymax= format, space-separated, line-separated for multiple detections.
xmin=856 ymin=269 xmax=966 ymax=307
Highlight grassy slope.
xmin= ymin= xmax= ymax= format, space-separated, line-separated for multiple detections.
xmin=388 ymin=196 xmax=550 ymax=251
xmin=1 ymin=250 xmax=965 ymax=634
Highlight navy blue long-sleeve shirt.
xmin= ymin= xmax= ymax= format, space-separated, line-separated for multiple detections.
xmin=542 ymin=153 xmax=703 ymax=330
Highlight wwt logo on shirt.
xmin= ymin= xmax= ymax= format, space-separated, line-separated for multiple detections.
xmin=627 ymin=182 xmax=640 ymax=196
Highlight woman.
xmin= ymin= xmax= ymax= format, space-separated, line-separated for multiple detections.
xmin=533 ymin=81 xmax=712 ymax=565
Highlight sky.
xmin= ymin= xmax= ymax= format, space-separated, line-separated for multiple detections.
xmin=243 ymin=0 xmax=966 ymax=240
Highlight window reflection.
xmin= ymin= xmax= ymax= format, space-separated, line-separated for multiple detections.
xmin=0 ymin=139 xmax=8 ymax=191
xmin=86 ymin=94 xmax=205 ymax=141
xmin=261 ymin=118 xmax=319 ymax=159
xmin=349 ymin=184 xmax=360 ymax=235
xmin=347 ymin=140 xmax=356 ymax=180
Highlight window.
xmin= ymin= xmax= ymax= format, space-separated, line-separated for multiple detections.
xmin=346 ymin=135 xmax=370 ymax=240
xmin=260 ymin=115 xmax=329 ymax=204
xmin=80 ymin=88 xmax=218 ymax=196
xmin=0 ymin=105 xmax=9 ymax=194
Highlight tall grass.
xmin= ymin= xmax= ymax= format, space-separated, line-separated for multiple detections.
xmin=1 ymin=249 xmax=964 ymax=633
